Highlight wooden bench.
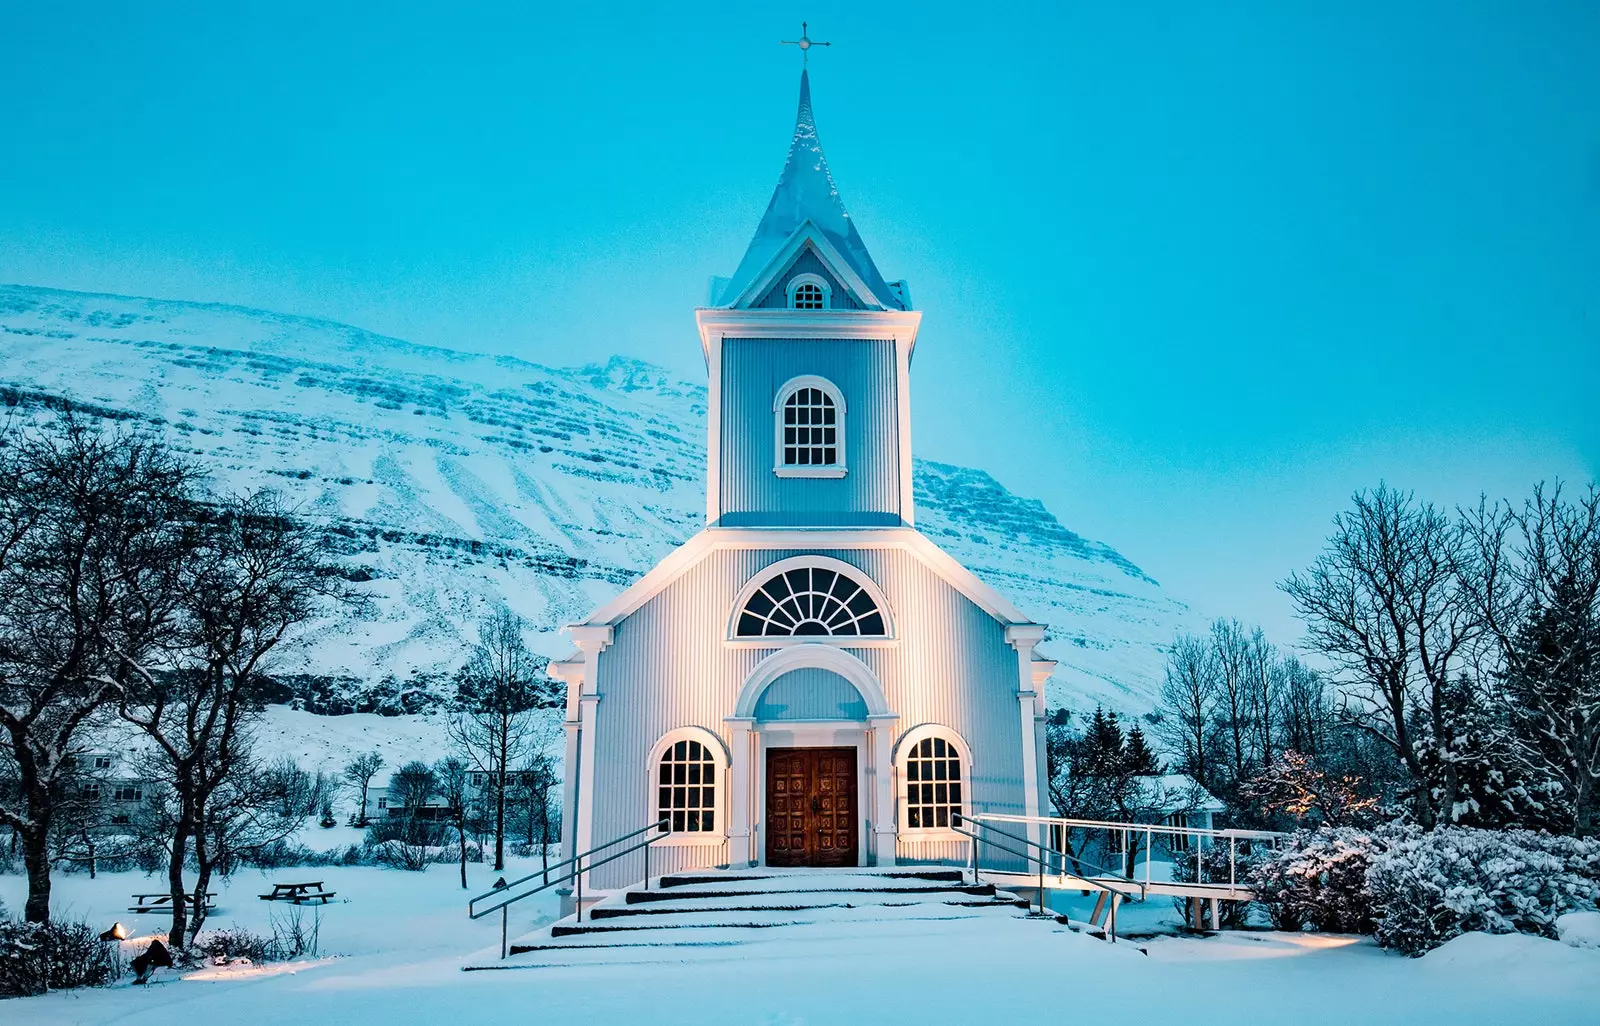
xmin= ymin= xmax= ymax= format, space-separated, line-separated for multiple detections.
xmin=259 ymin=881 xmax=337 ymax=905
xmin=129 ymin=891 xmax=215 ymax=914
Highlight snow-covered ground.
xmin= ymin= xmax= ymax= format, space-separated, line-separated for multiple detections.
xmin=5 ymin=865 xmax=1597 ymax=1025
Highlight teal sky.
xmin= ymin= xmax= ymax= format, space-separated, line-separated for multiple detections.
xmin=2 ymin=2 xmax=1596 ymax=644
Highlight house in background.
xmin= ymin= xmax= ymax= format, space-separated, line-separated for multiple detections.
xmin=1061 ymin=773 xmax=1229 ymax=879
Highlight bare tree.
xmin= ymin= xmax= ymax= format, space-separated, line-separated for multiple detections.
xmin=0 ymin=416 xmax=193 ymax=922
xmin=435 ymin=756 xmax=470 ymax=889
xmin=1157 ymin=633 xmax=1217 ymax=789
xmin=448 ymin=608 xmax=553 ymax=871
xmin=118 ymin=491 xmax=335 ymax=946
xmin=343 ymin=751 xmax=384 ymax=826
xmin=1282 ymin=485 xmax=1484 ymax=828
xmin=1211 ymin=618 xmax=1254 ymax=790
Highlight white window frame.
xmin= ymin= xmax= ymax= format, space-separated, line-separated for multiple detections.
xmin=646 ymin=726 xmax=731 ymax=847
xmin=1166 ymin=812 xmax=1191 ymax=852
xmin=725 ymin=555 xmax=896 ymax=648
xmin=893 ymin=724 xmax=974 ymax=840
xmin=773 ymin=374 xmax=847 ymax=479
xmin=785 ymin=272 xmax=832 ymax=310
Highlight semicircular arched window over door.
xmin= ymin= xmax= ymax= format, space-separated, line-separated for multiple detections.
xmin=734 ymin=564 xmax=887 ymax=638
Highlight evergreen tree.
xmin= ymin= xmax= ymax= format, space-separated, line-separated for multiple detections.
xmin=1124 ymin=725 xmax=1164 ymax=776
xmin=1083 ymin=707 xmax=1126 ymax=777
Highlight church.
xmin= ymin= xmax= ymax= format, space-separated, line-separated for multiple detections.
xmin=549 ymin=67 xmax=1055 ymax=892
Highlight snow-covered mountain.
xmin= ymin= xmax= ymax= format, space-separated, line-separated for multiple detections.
xmin=0 ymin=284 xmax=1192 ymax=721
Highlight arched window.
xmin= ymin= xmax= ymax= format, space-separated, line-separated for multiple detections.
xmin=786 ymin=273 xmax=831 ymax=310
xmin=773 ymin=375 xmax=846 ymax=477
xmin=657 ymin=738 xmax=718 ymax=833
xmin=896 ymin=726 xmax=973 ymax=835
xmin=735 ymin=562 xmax=887 ymax=638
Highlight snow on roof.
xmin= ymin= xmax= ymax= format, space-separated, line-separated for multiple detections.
xmin=717 ymin=70 xmax=902 ymax=310
xmin=1135 ymin=774 xmax=1227 ymax=814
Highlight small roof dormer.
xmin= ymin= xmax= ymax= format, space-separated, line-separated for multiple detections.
xmin=713 ymin=69 xmax=906 ymax=312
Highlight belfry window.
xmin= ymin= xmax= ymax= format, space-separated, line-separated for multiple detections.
xmin=791 ymin=281 xmax=826 ymax=309
xmin=735 ymin=564 xmax=887 ymax=638
xmin=904 ymin=737 xmax=963 ymax=829
xmin=782 ymin=386 xmax=838 ymax=467
xmin=658 ymin=739 xmax=717 ymax=832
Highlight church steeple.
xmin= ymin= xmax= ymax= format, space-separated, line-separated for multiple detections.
xmin=716 ymin=70 xmax=904 ymax=310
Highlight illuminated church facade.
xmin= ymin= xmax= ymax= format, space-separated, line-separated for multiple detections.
xmin=551 ymin=69 xmax=1054 ymax=889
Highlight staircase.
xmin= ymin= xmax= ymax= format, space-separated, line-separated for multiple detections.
xmin=476 ymin=866 xmax=1040 ymax=969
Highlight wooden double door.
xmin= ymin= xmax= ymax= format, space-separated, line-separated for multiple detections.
xmin=765 ymin=747 xmax=859 ymax=868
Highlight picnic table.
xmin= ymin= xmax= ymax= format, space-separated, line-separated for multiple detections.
xmin=259 ymin=880 xmax=337 ymax=904
xmin=129 ymin=891 xmax=215 ymax=914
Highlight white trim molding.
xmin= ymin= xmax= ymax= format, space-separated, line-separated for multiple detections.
xmin=646 ymin=726 xmax=732 ymax=848
xmin=576 ymin=527 xmax=1035 ymax=631
xmin=785 ymin=272 xmax=833 ymax=310
xmin=772 ymin=374 xmax=847 ymax=479
xmin=725 ymin=554 xmax=895 ymax=646
xmin=732 ymin=644 xmax=894 ymax=721
xmin=893 ymin=723 xmax=975 ymax=841
xmin=724 ymin=223 xmax=884 ymax=312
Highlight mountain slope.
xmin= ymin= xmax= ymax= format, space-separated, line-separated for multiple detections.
xmin=0 ymin=284 xmax=1192 ymax=719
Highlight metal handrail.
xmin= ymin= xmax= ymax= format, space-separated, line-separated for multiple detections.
xmin=468 ymin=817 xmax=673 ymax=959
xmin=971 ymin=817 xmax=1139 ymax=893
xmin=970 ymin=812 xmax=1285 ymax=895
xmin=956 ymin=820 xmax=1145 ymax=901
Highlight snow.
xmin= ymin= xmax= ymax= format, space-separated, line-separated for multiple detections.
xmin=5 ymin=865 xmax=1598 ymax=1025
xmin=1557 ymin=910 xmax=1600 ymax=949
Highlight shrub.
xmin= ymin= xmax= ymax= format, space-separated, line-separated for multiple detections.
xmin=0 ymin=917 xmax=123 ymax=997
xmin=1247 ymin=827 xmax=1382 ymax=934
xmin=193 ymin=928 xmax=275 ymax=964
xmin=1367 ymin=827 xmax=1600 ymax=955
xmin=1245 ymin=824 xmax=1600 ymax=955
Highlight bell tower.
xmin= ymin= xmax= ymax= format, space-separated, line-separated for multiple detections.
xmin=696 ymin=67 xmax=921 ymax=529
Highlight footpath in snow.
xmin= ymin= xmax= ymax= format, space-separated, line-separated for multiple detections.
xmin=4 ymin=863 xmax=1598 ymax=1026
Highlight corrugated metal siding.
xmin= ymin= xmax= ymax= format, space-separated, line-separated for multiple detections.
xmin=586 ymin=545 xmax=1026 ymax=887
xmin=718 ymin=338 xmax=901 ymax=525
xmin=752 ymin=247 xmax=864 ymax=310
xmin=755 ymin=667 xmax=869 ymax=721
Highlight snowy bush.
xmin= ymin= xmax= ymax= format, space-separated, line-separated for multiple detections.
xmin=1248 ymin=827 xmax=1382 ymax=934
xmin=1366 ymin=827 xmax=1600 ymax=955
xmin=0 ymin=915 xmax=123 ymax=997
xmin=1247 ymin=825 xmax=1600 ymax=954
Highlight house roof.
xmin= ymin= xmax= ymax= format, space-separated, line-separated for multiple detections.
xmin=716 ymin=70 xmax=902 ymax=311
xmin=1136 ymin=774 xmax=1227 ymax=814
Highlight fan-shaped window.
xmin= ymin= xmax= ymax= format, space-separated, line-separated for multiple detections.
xmin=791 ymin=281 xmax=826 ymax=309
xmin=657 ymin=739 xmax=717 ymax=833
xmin=735 ymin=565 xmax=886 ymax=638
xmin=904 ymin=736 xmax=963 ymax=829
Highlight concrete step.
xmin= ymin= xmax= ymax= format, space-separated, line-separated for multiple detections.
xmin=551 ymin=901 xmax=1026 ymax=938
xmin=624 ymin=881 xmax=998 ymax=905
xmin=592 ymin=892 xmax=1027 ymax=920
xmin=656 ymin=868 xmax=967 ymax=889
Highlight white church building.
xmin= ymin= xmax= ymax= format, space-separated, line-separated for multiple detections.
xmin=549 ymin=69 xmax=1056 ymax=889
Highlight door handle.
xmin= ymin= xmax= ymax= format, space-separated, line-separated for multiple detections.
xmin=810 ymin=794 xmax=822 ymax=813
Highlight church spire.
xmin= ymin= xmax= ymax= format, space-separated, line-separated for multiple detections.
xmin=718 ymin=69 xmax=902 ymax=310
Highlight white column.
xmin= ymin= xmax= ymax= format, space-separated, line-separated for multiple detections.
xmin=1005 ymin=626 xmax=1047 ymax=852
xmin=549 ymin=659 xmax=585 ymax=866
xmin=725 ymin=717 xmax=755 ymax=868
xmin=869 ymin=714 xmax=898 ymax=866
xmin=568 ymin=626 xmax=614 ymax=892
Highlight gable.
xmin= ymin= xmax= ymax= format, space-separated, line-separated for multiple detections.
xmin=752 ymin=246 xmax=863 ymax=310
xmin=574 ymin=529 xmax=1034 ymax=633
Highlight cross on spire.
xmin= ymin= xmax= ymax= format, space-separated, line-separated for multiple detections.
xmin=781 ymin=21 xmax=830 ymax=67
